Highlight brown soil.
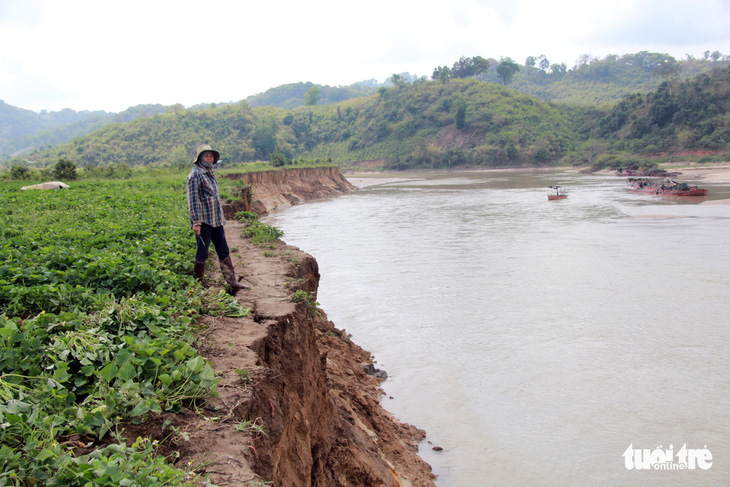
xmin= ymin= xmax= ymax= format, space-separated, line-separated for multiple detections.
xmin=116 ymin=168 xmax=435 ymax=486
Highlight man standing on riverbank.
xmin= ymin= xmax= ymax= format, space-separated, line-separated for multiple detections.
xmin=186 ymin=144 xmax=247 ymax=294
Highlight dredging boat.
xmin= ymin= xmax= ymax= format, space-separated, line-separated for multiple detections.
xmin=626 ymin=177 xmax=708 ymax=197
xmin=548 ymin=185 xmax=568 ymax=200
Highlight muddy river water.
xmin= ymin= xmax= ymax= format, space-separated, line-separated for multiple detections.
xmin=268 ymin=170 xmax=730 ymax=486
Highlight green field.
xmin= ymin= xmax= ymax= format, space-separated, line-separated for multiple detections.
xmin=0 ymin=176 xmax=248 ymax=486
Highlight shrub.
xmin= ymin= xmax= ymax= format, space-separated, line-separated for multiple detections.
xmin=235 ymin=211 xmax=284 ymax=244
xmin=9 ymin=165 xmax=30 ymax=180
xmin=54 ymin=158 xmax=78 ymax=180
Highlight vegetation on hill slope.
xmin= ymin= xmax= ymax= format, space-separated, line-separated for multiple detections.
xmin=245 ymin=81 xmax=378 ymax=109
xmin=295 ymin=78 xmax=582 ymax=169
xmin=4 ymin=62 xmax=730 ymax=174
xmin=486 ymin=51 xmax=729 ymax=105
xmin=594 ymin=67 xmax=730 ymax=152
xmin=0 ymin=103 xmax=169 ymax=160
xmin=3 ymin=51 xmax=727 ymax=166
xmin=7 ymin=79 xmax=583 ymax=170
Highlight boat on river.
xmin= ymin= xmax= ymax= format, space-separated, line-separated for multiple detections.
xmin=548 ymin=185 xmax=568 ymax=200
xmin=626 ymin=177 xmax=708 ymax=196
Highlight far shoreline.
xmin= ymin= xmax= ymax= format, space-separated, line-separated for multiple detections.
xmin=345 ymin=161 xmax=730 ymax=189
xmin=344 ymin=162 xmax=730 ymax=205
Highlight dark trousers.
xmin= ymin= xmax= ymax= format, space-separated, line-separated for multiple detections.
xmin=195 ymin=223 xmax=230 ymax=262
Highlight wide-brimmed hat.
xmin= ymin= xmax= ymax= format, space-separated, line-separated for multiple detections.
xmin=193 ymin=144 xmax=220 ymax=164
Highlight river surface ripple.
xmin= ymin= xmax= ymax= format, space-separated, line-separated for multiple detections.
xmin=268 ymin=170 xmax=730 ymax=487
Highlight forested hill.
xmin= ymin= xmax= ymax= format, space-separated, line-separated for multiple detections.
xmin=594 ymin=66 xmax=730 ymax=153
xmin=8 ymin=65 xmax=730 ymax=172
xmin=481 ymin=51 xmax=729 ymax=106
xmin=13 ymin=78 xmax=583 ymax=170
xmin=242 ymin=51 xmax=729 ymax=109
xmin=2 ymin=51 xmax=727 ymax=165
xmin=245 ymin=81 xmax=379 ymax=109
xmin=0 ymin=101 xmax=105 ymax=157
xmin=0 ymin=103 xmax=168 ymax=159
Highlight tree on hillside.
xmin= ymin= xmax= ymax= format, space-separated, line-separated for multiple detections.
xmin=54 ymin=158 xmax=77 ymax=180
xmin=652 ymin=57 xmax=681 ymax=94
xmin=575 ymin=54 xmax=597 ymax=69
xmin=304 ymin=86 xmax=320 ymax=106
xmin=496 ymin=58 xmax=520 ymax=85
xmin=432 ymin=66 xmax=451 ymax=83
xmin=9 ymin=164 xmax=30 ymax=180
xmin=538 ymin=55 xmax=550 ymax=72
xmin=550 ymin=63 xmax=567 ymax=76
xmin=391 ymin=73 xmax=406 ymax=88
xmin=451 ymin=56 xmax=490 ymax=79
xmin=168 ymin=146 xmax=189 ymax=168
xmin=708 ymin=50 xmax=724 ymax=62
xmin=454 ymin=97 xmax=467 ymax=129
xmin=251 ymin=119 xmax=277 ymax=160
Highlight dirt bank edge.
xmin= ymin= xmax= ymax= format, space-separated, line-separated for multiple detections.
xmin=123 ymin=167 xmax=435 ymax=486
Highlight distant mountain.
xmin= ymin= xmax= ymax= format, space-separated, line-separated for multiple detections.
xmin=15 ymin=63 xmax=730 ymax=172
xmin=3 ymin=51 xmax=728 ymax=170
xmin=5 ymin=78 xmax=581 ymax=170
xmin=245 ymin=81 xmax=379 ymax=110
xmin=0 ymin=82 xmax=382 ymax=163
xmin=477 ymin=51 xmax=729 ymax=105
xmin=0 ymin=102 xmax=169 ymax=161
xmin=0 ymin=101 xmax=107 ymax=158
xmin=596 ymin=65 xmax=730 ymax=153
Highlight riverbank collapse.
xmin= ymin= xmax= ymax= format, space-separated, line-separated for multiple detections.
xmin=133 ymin=167 xmax=435 ymax=486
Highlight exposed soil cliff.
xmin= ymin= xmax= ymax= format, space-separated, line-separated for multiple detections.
xmin=122 ymin=167 xmax=435 ymax=486
xmin=222 ymin=167 xmax=359 ymax=216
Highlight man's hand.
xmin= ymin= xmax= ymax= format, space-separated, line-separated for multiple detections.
xmin=193 ymin=224 xmax=201 ymax=235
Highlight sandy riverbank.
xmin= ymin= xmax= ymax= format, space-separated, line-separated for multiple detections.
xmin=586 ymin=161 xmax=730 ymax=181
xmin=347 ymin=162 xmax=730 ymax=205
xmin=345 ymin=166 xmax=572 ymax=188
xmin=658 ymin=161 xmax=730 ymax=182
xmin=347 ymin=162 xmax=730 ymax=186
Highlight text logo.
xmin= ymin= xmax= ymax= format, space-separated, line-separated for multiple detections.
xmin=623 ymin=443 xmax=712 ymax=470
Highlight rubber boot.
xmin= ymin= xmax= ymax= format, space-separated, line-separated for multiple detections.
xmin=193 ymin=261 xmax=206 ymax=285
xmin=219 ymin=256 xmax=248 ymax=295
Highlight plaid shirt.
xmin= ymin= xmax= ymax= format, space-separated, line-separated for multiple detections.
xmin=186 ymin=165 xmax=226 ymax=228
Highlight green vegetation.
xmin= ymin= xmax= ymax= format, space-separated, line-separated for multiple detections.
xmin=0 ymin=48 xmax=728 ymax=484
xmin=594 ymin=67 xmax=730 ymax=153
xmin=290 ymin=290 xmax=322 ymax=320
xmin=234 ymin=418 xmax=266 ymax=437
xmin=486 ymin=51 xmax=729 ymax=105
xmin=2 ymin=51 xmax=729 ymax=175
xmin=235 ymin=211 xmax=284 ymax=245
xmin=496 ymin=58 xmax=520 ymax=86
xmin=0 ymin=175 xmax=250 ymax=485
xmin=245 ymin=81 xmax=378 ymax=110
xmin=53 ymin=158 xmax=78 ymax=180
xmin=0 ymin=102 xmax=169 ymax=162
xmin=9 ymin=77 xmax=581 ymax=170
xmin=319 ymin=77 xmax=581 ymax=169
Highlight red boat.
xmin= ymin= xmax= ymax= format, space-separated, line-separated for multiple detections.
xmin=548 ymin=185 xmax=568 ymax=200
xmin=626 ymin=177 xmax=708 ymax=197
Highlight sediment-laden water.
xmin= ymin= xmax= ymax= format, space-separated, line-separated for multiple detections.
xmin=268 ymin=170 xmax=730 ymax=487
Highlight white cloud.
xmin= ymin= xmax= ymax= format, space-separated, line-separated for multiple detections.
xmin=1 ymin=0 xmax=729 ymax=112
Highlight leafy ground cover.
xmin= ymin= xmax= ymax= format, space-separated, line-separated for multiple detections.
xmin=0 ymin=176 xmax=249 ymax=486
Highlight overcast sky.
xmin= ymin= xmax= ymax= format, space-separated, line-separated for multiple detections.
xmin=2 ymin=0 xmax=730 ymax=113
